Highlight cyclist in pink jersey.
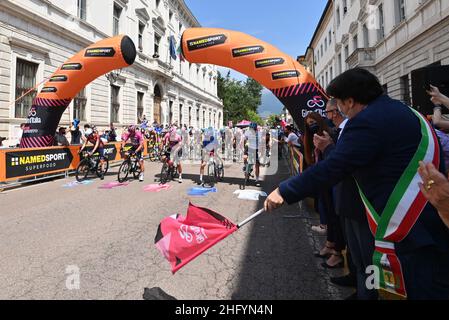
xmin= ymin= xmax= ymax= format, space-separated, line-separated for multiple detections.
xmin=79 ymin=127 xmax=107 ymax=180
xmin=121 ymin=125 xmax=145 ymax=181
xmin=163 ymin=126 xmax=183 ymax=183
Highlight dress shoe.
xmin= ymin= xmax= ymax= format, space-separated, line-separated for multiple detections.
xmin=330 ymin=274 xmax=357 ymax=287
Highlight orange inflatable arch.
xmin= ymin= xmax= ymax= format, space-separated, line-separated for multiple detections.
xmin=20 ymin=35 xmax=136 ymax=148
xmin=181 ymin=28 xmax=328 ymax=127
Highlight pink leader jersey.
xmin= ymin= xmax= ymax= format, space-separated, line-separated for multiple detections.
xmin=122 ymin=131 xmax=144 ymax=146
xmin=164 ymin=132 xmax=182 ymax=148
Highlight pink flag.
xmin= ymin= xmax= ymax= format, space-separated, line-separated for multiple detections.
xmin=155 ymin=203 xmax=238 ymax=274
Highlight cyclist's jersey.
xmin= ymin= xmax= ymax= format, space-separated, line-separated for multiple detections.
xmin=122 ymin=131 xmax=144 ymax=147
xmin=86 ymin=133 xmax=104 ymax=148
xmin=245 ymin=129 xmax=261 ymax=150
xmin=164 ymin=132 xmax=182 ymax=148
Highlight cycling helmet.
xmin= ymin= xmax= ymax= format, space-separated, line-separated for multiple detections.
xmin=84 ymin=128 xmax=93 ymax=137
xmin=128 ymin=125 xmax=136 ymax=133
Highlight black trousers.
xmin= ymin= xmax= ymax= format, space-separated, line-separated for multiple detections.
xmin=345 ymin=217 xmax=378 ymax=300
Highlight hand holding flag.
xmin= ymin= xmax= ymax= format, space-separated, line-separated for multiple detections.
xmin=155 ymin=203 xmax=264 ymax=274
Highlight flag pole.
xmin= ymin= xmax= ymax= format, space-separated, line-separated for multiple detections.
xmin=237 ymin=208 xmax=265 ymax=229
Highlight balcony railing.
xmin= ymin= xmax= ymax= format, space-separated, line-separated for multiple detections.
xmin=347 ymin=47 xmax=376 ymax=69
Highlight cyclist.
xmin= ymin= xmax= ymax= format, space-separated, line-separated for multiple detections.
xmin=121 ymin=125 xmax=145 ymax=182
xmin=199 ymin=127 xmax=221 ymax=185
xmin=163 ymin=126 xmax=183 ymax=183
xmin=243 ymin=122 xmax=261 ymax=186
xmin=79 ymin=127 xmax=107 ymax=180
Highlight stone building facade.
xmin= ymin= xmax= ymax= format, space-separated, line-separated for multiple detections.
xmin=0 ymin=0 xmax=223 ymax=146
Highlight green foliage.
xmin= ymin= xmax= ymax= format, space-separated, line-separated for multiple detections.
xmin=217 ymin=71 xmax=264 ymax=125
xmin=266 ymin=114 xmax=281 ymax=128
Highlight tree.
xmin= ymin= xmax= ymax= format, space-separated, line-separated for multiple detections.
xmin=266 ymin=114 xmax=281 ymax=128
xmin=246 ymin=110 xmax=264 ymax=126
xmin=217 ymin=71 xmax=264 ymax=126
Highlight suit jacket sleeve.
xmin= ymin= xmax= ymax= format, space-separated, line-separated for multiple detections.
xmin=279 ymin=115 xmax=384 ymax=205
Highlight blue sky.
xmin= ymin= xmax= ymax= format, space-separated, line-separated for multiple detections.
xmin=185 ymin=0 xmax=328 ymax=117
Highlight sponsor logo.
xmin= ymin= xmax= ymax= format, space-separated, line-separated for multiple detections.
xmin=50 ymin=75 xmax=68 ymax=82
xmin=28 ymin=107 xmax=37 ymax=117
xmin=11 ymin=157 xmax=19 ymax=166
xmin=187 ymin=34 xmax=227 ymax=51
xmin=179 ymin=224 xmax=207 ymax=244
xmin=255 ymin=57 xmax=285 ymax=68
xmin=27 ymin=117 xmax=42 ymax=124
xmin=41 ymin=87 xmax=57 ymax=93
xmin=85 ymin=47 xmax=116 ymax=57
xmin=307 ymin=95 xmax=325 ymax=108
xmin=232 ymin=45 xmax=264 ymax=57
xmin=5 ymin=149 xmax=74 ymax=179
xmin=61 ymin=63 xmax=82 ymax=70
xmin=272 ymin=70 xmax=300 ymax=80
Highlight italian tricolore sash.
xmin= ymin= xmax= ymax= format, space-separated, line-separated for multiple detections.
xmin=356 ymin=108 xmax=440 ymax=297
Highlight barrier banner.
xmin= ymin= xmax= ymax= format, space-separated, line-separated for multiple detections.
xmin=0 ymin=140 xmax=151 ymax=183
xmin=1 ymin=146 xmax=79 ymax=181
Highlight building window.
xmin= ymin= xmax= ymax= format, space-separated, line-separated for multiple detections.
xmin=156 ymin=0 xmax=161 ymax=8
xmin=188 ymin=106 xmax=192 ymax=126
xmin=337 ymin=53 xmax=342 ymax=74
xmin=137 ymin=92 xmax=144 ymax=120
xmin=113 ymin=3 xmax=122 ymax=36
xmin=325 ymin=37 xmax=328 ymax=51
xmin=330 ymin=66 xmax=333 ymax=80
xmin=353 ymin=34 xmax=358 ymax=50
xmin=336 ymin=7 xmax=341 ymax=27
xmin=344 ymin=45 xmax=349 ymax=68
xmin=320 ymin=44 xmax=323 ymax=57
xmin=179 ymin=22 xmax=183 ymax=33
xmin=169 ymin=100 xmax=173 ymax=124
xmin=179 ymin=104 xmax=183 ymax=125
xmin=138 ymin=22 xmax=145 ymax=52
xmin=329 ymin=30 xmax=332 ymax=44
xmin=169 ymin=10 xmax=173 ymax=23
xmin=74 ymin=88 xmax=87 ymax=121
xmin=378 ymin=4 xmax=385 ymax=40
xmin=395 ymin=0 xmax=406 ymax=25
xmin=15 ymin=58 xmax=38 ymax=119
xmin=154 ymin=34 xmax=161 ymax=57
xmin=110 ymin=85 xmax=120 ymax=123
xmin=203 ymin=110 xmax=205 ymax=128
xmin=343 ymin=0 xmax=348 ymax=15
xmin=77 ymin=0 xmax=86 ymax=21
xmin=196 ymin=107 xmax=200 ymax=125
xmin=363 ymin=24 xmax=369 ymax=48
xmin=401 ymin=75 xmax=411 ymax=106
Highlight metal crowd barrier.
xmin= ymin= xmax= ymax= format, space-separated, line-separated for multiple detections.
xmin=0 ymin=140 xmax=153 ymax=188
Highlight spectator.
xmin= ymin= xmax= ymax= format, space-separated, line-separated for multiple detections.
xmin=70 ymin=119 xmax=82 ymax=145
xmin=418 ymin=161 xmax=449 ymax=229
xmin=54 ymin=127 xmax=69 ymax=146
xmin=315 ymin=98 xmax=376 ymax=300
xmin=108 ymin=123 xmax=117 ymax=142
xmin=0 ymin=136 xmax=7 ymax=149
xmin=304 ymin=113 xmax=344 ymax=269
xmin=265 ymin=68 xmax=449 ymax=299
xmin=284 ymin=125 xmax=302 ymax=149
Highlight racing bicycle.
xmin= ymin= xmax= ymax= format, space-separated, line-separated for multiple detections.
xmin=203 ymin=150 xmax=224 ymax=188
xmin=76 ymin=151 xmax=109 ymax=182
xmin=117 ymin=149 xmax=142 ymax=183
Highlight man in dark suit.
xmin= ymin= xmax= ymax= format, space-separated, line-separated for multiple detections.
xmin=317 ymin=98 xmax=377 ymax=300
xmin=265 ymin=68 xmax=449 ymax=299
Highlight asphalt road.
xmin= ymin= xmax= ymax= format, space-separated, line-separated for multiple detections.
xmin=0 ymin=157 xmax=351 ymax=300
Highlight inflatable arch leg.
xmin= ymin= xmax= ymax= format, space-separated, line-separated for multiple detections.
xmin=181 ymin=28 xmax=329 ymax=127
xmin=20 ymin=35 xmax=136 ymax=148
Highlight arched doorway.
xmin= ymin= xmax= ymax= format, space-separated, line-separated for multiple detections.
xmin=153 ymin=84 xmax=162 ymax=125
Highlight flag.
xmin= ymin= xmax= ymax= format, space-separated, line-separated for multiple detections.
xmin=177 ymin=40 xmax=185 ymax=62
xmin=155 ymin=202 xmax=238 ymax=274
xmin=169 ymin=35 xmax=177 ymax=61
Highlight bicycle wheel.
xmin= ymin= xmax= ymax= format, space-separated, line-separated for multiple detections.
xmin=96 ymin=158 xmax=109 ymax=177
xmin=243 ymin=163 xmax=252 ymax=190
xmin=160 ymin=162 xmax=170 ymax=184
xmin=117 ymin=160 xmax=130 ymax=183
xmin=133 ymin=160 xmax=142 ymax=179
xmin=204 ymin=162 xmax=216 ymax=187
xmin=217 ymin=163 xmax=224 ymax=181
xmin=75 ymin=159 xmax=90 ymax=182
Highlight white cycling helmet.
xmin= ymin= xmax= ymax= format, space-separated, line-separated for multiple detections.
xmin=84 ymin=128 xmax=93 ymax=137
